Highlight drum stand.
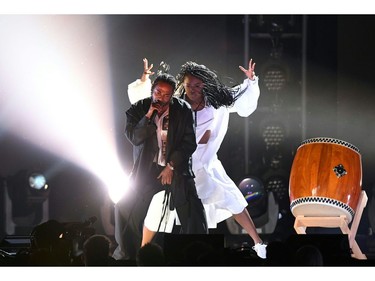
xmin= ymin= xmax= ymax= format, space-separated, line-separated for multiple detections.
xmin=293 ymin=190 xmax=368 ymax=260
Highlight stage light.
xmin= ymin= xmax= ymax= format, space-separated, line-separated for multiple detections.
xmin=226 ymin=176 xmax=279 ymax=235
xmin=7 ymin=170 xmax=50 ymax=209
xmin=263 ymin=66 xmax=287 ymax=92
xmin=238 ymin=176 xmax=267 ymax=220
xmin=29 ymin=173 xmax=48 ymax=191
xmin=260 ymin=118 xmax=288 ymax=150
xmin=4 ymin=169 xmax=50 ymax=234
xmin=264 ymin=175 xmax=288 ymax=204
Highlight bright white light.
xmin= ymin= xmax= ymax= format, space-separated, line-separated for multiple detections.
xmin=29 ymin=173 xmax=47 ymax=190
xmin=107 ymin=172 xmax=132 ymax=204
xmin=0 ymin=15 xmax=129 ymax=203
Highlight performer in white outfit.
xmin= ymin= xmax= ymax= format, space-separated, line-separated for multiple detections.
xmin=127 ymin=58 xmax=267 ymax=259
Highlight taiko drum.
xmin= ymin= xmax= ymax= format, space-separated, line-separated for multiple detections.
xmin=289 ymin=137 xmax=362 ymax=223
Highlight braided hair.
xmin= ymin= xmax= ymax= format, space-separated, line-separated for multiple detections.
xmin=175 ymin=61 xmax=247 ymax=109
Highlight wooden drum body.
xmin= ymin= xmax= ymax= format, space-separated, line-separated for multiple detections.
xmin=289 ymin=137 xmax=362 ymax=223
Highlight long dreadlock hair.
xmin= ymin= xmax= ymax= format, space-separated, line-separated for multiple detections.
xmin=175 ymin=61 xmax=248 ymax=109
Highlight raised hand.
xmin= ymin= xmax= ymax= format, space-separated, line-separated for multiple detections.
xmin=141 ymin=58 xmax=155 ymax=82
xmin=239 ymin=58 xmax=256 ymax=81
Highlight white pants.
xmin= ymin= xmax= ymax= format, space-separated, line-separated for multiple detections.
xmin=143 ymin=190 xmax=180 ymax=232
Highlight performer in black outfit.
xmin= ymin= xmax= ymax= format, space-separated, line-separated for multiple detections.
xmin=112 ymin=72 xmax=207 ymax=261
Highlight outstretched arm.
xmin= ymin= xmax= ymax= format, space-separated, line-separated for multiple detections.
xmin=229 ymin=58 xmax=260 ymax=116
xmin=128 ymin=58 xmax=154 ymax=104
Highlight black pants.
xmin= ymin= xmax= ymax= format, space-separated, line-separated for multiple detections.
xmin=113 ymin=186 xmax=155 ymax=260
xmin=151 ymin=163 xmax=207 ymax=235
xmin=174 ymin=178 xmax=208 ymax=235
xmin=113 ymin=165 xmax=207 ymax=260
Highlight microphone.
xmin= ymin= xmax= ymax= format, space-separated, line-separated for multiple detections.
xmin=150 ymin=109 xmax=158 ymax=123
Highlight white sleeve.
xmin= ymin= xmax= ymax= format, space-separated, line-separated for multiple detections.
xmin=128 ymin=78 xmax=152 ymax=104
xmin=229 ymin=76 xmax=260 ymax=117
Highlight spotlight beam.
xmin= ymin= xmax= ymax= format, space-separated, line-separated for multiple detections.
xmin=0 ymin=15 xmax=129 ymax=203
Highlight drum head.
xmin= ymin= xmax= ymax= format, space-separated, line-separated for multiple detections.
xmin=290 ymin=196 xmax=354 ymax=222
xmin=299 ymin=137 xmax=360 ymax=154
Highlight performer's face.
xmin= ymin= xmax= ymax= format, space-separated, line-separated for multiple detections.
xmin=183 ymin=74 xmax=204 ymax=105
xmin=151 ymin=81 xmax=173 ymax=106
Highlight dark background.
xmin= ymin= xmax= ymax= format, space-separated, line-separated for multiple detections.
xmin=1 ymin=15 xmax=375 ymax=255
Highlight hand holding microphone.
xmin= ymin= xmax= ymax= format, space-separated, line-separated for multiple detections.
xmin=150 ymin=109 xmax=158 ymax=122
xmin=146 ymin=100 xmax=160 ymax=123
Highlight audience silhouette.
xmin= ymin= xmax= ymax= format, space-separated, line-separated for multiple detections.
xmin=82 ymin=234 xmax=116 ymax=266
xmin=1 ymin=219 xmax=374 ymax=266
xmin=181 ymin=240 xmax=220 ymax=266
xmin=292 ymin=244 xmax=324 ymax=266
xmin=27 ymin=220 xmax=72 ymax=265
xmin=136 ymin=242 xmax=166 ymax=266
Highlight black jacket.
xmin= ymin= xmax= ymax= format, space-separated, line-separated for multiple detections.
xmin=125 ymin=96 xmax=197 ymax=207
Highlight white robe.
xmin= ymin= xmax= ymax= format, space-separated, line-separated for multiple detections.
xmin=128 ymin=77 xmax=260 ymax=229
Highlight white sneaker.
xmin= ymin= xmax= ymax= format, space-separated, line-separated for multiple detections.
xmin=252 ymin=242 xmax=267 ymax=259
